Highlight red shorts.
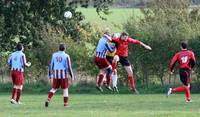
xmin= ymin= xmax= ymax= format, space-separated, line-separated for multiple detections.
xmin=52 ymin=78 xmax=68 ymax=89
xmin=95 ymin=57 xmax=110 ymax=69
xmin=11 ymin=70 xmax=24 ymax=85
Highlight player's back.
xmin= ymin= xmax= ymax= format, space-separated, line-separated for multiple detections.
xmin=8 ymin=51 xmax=25 ymax=72
xmin=52 ymin=51 xmax=69 ymax=71
xmin=96 ymin=37 xmax=108 ymax=52
xmin=96 ymin=37 xmax=109 ymax=58
xmin=176 ymin=50 xmax=195 ymax=69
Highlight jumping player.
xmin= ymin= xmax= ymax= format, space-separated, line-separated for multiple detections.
xmin=168 ymin=41 xmax=196 ymax=102
xmin=95 ymin=31 xmax=115 ymax=92
xmin=45 ymin=44 xmax=74 ymax=107
xmin=7 ymin=43 xmax=31 ymax=104
xmin=112 ymin=32 xmax=152 ymax=93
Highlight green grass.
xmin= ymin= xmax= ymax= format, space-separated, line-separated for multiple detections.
xmin=1 ymin=94 xmax=200 ymax=117
xmin=78 ymin=8 xmax=142 ymax=32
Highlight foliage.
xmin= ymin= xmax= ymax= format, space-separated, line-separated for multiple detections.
xmin=0 ymin=0 xmax=113 ymax=51
xmin=124 ymin=0 xmax=200 ymax=86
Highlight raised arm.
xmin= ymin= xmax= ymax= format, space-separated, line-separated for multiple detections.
xmin=128 ymin=38 xmax=152 ymax=50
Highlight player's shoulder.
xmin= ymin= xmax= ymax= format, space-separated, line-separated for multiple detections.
xmin=64 ymin=53 xmax=70 ymax=58
xmin=187 ymin=50 xmax=195 ymax=55
xmin=112 ymin=37 xmax=120 ymax=41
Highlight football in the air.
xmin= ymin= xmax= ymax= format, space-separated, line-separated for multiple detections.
xmin=64 ymin=11 xmax=72 ymax=19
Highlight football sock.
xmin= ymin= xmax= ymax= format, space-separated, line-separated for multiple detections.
xmin=172 ymin=86 xmax=185 ymax=93
xmin=112 ymin=73 xmax=117 ymax=87
xmin=16 ymin=89 xmax=21 ymax=102
xmin=128 ymin=76 xmax=135 ymax=90
xmin=185 ymin=86 xmax=191 ymax=101
xmin=64 ymin=97 xmax=68 ymax=106
xmin=97 ymin=74 xmax=104 ymax=87
xmin=47 ymin=88 xmax=57 ymax=102
xmin=11 ymin=88 xmax=17 ymax=99
xmin=106 ymin=74 xmax=111 ymax=87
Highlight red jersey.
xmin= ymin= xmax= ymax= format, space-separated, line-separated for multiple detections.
xmin=170 ymin=50 xmax=196 ymax=72
xmin=112 ymin=37 xmax=141 ymax=57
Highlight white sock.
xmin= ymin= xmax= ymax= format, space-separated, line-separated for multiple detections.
xmin=112 ymin=73 xmax=117 ymax=87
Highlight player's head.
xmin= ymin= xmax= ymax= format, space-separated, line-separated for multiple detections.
xmin=16 ymin=43 xmax=24 ymax=51
xmin=59 ymin=43 xmax=65 ymax=51
xmin=120 ymin=32 xmax=128 ymax=41
xmin=103 ymin=29 xmax=112 ymax=41
xmin=181 ymin=41 xmax=187 ymax=50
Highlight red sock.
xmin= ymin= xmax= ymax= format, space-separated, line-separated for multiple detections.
xmin=172 ymin=86 xmax=185 ymax=93
xmin=11 ymin=88 xmax=17 ymax=99
xmin=64 ymin=97 xmax=68 ymax=106
xmin=112 ymin=62 xmax=117 ymax=71
xmin=16 ymin=89 xmax=22 ymax=102
xmin=106 ymin=74 xmax=111 ymax=87
xmin=185 ymin=87 xmax=191 ymax=101
xmin=97 ymin=74 xmax=104 ymax=87
xmin=128 ymin=76 xmax=135 ymax=90
xmin=47 ymin=92 xmax=54 ymax=102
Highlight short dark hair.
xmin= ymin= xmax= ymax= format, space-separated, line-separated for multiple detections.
xmin=181 ymin=41 xmax=187 ymax=49
xmin=121 ymin=32 xmax=128 ymax=36
xmin=16 ymin=43 xmax=23 ymax=51
xmin=59 ymin=44 xmax=65 ymax=51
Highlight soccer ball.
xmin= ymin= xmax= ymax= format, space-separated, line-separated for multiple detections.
xmin=64 ymin=11 xmax=72 ymax=19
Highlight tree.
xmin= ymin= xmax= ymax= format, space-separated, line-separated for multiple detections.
xmin=0 ymin=0 xmax=113 ymax=51
xmin=124 ymin=0 xmax=200 ymax=86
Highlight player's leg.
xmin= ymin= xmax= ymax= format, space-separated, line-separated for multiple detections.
xmin=45 ymin=79 xmax=58 ymax=107
xmin=105 ymin=66 xmax=112 ymax=91
xmin=62 ymin=78 xmax=69 ymax=107
xmin=96 ymin=69 xmax=105 ymax=92
xmin=112 ymin=55 xmax=119 ymax=71
xmin=168 ymin=69 xmax=191 ymax=101
xmin=124 ymin=65 xmax=137 ymax=92
xmin=112 ymin=55 xmax=119 ymax=92
xmin=112 ymin=69 xmax=118 ymax=92
xmin=15 ymin=85 xmax=23 ymax=104
xmin=10 ymin=71 xmax=17 ymax=103
xmin=95 ymin=57 xmax=105 ymax=92
xmin=119 ymin=56 xmax=138 ymax=93
xmin=15 ymin=71 xmax=24 ymax=104
xmin=183 ymin=70 xmax=191 ymax=102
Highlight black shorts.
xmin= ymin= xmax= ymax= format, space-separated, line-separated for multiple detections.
xmin=179 ymin=69 xmax=191 ymax=86
xmin=119 ymin=56 xmax=131 ymax=66
xmin=106 ymin=56 xmax=113 ymax=65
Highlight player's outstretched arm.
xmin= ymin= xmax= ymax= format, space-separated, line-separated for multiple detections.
xmin=140 ymin=42 xmax=152 ymax=50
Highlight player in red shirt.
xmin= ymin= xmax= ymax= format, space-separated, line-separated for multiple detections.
xmin=167 ymin=41 xmax=196 ymax=102
xmin=112 ymin=32 xmax=152 ymax=93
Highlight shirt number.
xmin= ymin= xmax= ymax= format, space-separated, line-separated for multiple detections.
xmin=181 ymin=56 xmax=188 ymax=63
xmin=56 ymin=57 xmax=62 ymax=63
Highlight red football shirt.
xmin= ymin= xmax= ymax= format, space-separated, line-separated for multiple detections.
xmin=170 ymin=50 xmax=196 ymax=72
xmin=112 ymin=37 xmax=141 ymax=57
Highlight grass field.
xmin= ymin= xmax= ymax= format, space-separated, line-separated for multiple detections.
xmin=1 ymin=94 xmax=200 ymax=117
xmin=78 ymin=8 xmax=142 ymax=32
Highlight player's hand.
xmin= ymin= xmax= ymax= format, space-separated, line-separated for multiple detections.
xmin=144 ymin=45 xmax=152 ymax=50
xmin=26 ymin=62 xmax=31 ymax=67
